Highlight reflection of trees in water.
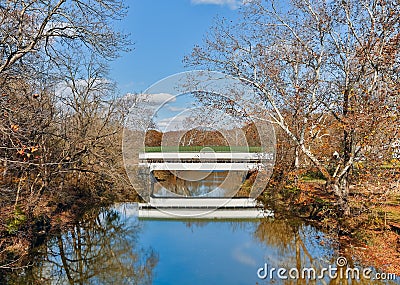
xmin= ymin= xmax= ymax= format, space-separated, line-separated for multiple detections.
xmin=254 ymin=219 xmax=325 ymax=285
xmin=9 ymin=208 xmax=158 ymax=285
xmin=153 ymin=170 xmax=245 ymax=197
xmin=254 ymin=219 xmax=398 ymax=285
xmin=254 ymin=219 xmax=300 ymax=254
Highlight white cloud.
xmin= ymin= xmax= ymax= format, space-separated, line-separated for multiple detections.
xmin=167 ymin=106 xmax=187 ymax=112
xmin=156 ymin=114 xmax=191 ymax=132
xmin=191 ymin=0 xmax=242 ymax=9
xmin=147 ymin=93 xmax=177 ymax=104
xmin=135 ymin=92 xmax=177 ymax=105
xmin=232 ymin=243 xmax=257 ymax=266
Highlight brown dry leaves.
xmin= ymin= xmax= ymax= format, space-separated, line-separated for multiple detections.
xmin=351 ymin=230 xmax=400 ymax=276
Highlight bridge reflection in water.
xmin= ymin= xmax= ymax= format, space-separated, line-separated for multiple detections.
xmin=137 ymin=152 xmax=274 ymax=219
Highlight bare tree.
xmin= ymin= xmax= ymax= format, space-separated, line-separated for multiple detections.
xmin=51 ymin=52 xmax=131 ymax=196
xmin=0 ymin=0 xmax=133 ymax=272
xmin=0 ymin=0 xmax=129 ymax=74
xmin=185 ymin=0 xmax=400 ymax=216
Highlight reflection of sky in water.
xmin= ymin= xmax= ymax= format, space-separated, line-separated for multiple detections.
xmin=138 ymin=220 xmax=267 ymax=285
xmin=132 ymin=217 xmax=335 ymax=285
xmin=11 ymin=204 xmax=398 ymax=285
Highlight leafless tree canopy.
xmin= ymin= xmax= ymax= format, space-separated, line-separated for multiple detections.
xmin=185 ymin=0 xmax=400 ymax=215
xmin=0 ymin=0 xmax=133 ymax=236
xmin=0 ymin=0 xmax=129 ymax=74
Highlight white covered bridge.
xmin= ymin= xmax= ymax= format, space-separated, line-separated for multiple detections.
xmin=138 ymin=152 xmax=274 ymax=171
xmin=137 ymin=151 xmax=274 ymax=219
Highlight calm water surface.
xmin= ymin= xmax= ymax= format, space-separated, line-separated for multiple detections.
xmin=6 ymin=203 xmax=399 ymax=285
xmin=152 ymin=170 xmax=247 ymax=197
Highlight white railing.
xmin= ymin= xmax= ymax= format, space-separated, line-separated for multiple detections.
xmin=138 ymin=152 xmax=273 ymax=171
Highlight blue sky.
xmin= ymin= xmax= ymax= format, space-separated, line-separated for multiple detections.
xmin=109 ymin=0 xmax=241 ymax=95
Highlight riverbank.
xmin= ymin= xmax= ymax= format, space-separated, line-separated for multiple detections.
xmin=0 ymin=186 xmax=138 ymax=275
xmin=261 ymin=178 xmax=400 ymax=276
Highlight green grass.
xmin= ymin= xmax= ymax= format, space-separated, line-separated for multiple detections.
xmin=300 ymin=177 xmax=327 ymax=184
xmin=143 ymin=146 xmax=265 ymax=153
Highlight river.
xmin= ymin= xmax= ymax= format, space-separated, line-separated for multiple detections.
xmin=3 ymin=168 xmax=400 ymax=284
xmin=3 ymin=203 xmax=399 ymax=284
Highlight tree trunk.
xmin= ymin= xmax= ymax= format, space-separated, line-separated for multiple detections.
xmin=330 ymin=176 xmax=350 ymax=217
xmin=293 ymin=145 xmax=300 ymax=186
